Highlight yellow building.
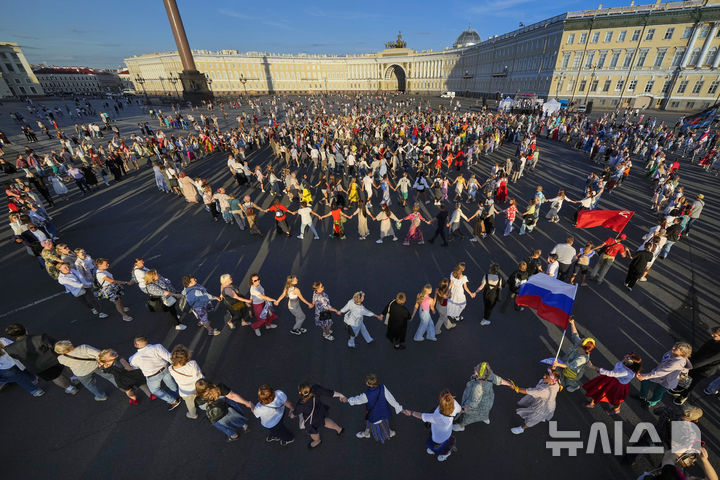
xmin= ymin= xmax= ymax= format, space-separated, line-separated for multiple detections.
xmin=125 ymin=0 xmax=720 ymax=111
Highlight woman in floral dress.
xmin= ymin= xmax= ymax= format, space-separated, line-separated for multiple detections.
xmin=311 ymin=281 xmax=340 ymax=341
xmin=402 ymin=203 xmax=430 ymax=246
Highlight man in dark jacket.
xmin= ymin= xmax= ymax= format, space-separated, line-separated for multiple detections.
xmin=3 ymin=324 xmax=77 ymax=394
xmin=675 ymin=327 xmax=720 ymax=405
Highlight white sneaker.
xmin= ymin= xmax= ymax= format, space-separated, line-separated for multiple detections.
xmin=511 ymin=426 xmax=525 ymax=434
xmin=356 ymin=431 xmax=371 ymax=439
xmin=392 ymin=237 xmax=398 ymax=241
xmin=426 ymin=448 xmax=435 ymax=455
xmin=175 ymin=324 xmax=187 ymax=330
xmin=452 ymin=424 xmax=465 ymax=432
xmin=91 ymin=309 xmax=99 ymax=315
xmin=123 ymin=307 xmax=130 ymax=312
xmin=98 ymin=313 xmax=109 ymax=318
xmin=297 ymin=235 xmax=304 ymax=239
xmin=254 ymin=329 xmax=262 ymax=337
xmin=313 ymin=236 xmax=319 ymax=240
xmin=438 ymin=453 xmax=451 ymax=462
xmin=469 ymin=238 xmax=478 ymax=242
xmin=639 ymin=277 xmax=648 ymax=282
xmin=122 ymin=315 xmax=133 ymax=322
xmin=65 ymin=386 xmax=79 ymax=395
xmin=265 ymin=324 xmax=277 ymax=329
xmin=446 ymin=323 xmax=456 ymax=330
xmin=480 ymin=320 xmax=491 ymax=326
xmin=376 ymin=239 xmax=383 ymax=244
xmin=483 ymin=419 xmax=490 ymax=424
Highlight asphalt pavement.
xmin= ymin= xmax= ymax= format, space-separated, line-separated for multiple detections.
xmin=0 ymin=95 xmax=718 ymax=480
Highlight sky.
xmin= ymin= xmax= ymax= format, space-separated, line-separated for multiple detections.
xmin=2 ymin=0 xmax=646 ymax=69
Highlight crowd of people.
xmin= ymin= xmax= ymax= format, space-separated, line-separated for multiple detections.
xmin=1 ymin=92 xmax=718 ymax=477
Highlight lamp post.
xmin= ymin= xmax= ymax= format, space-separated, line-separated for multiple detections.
xmin=135 ymin=74 xmax=147 ymax=101
xmin=583 ymin=64 xmax=597 ymax=106
xmin=239 ymin=73 xmax=248 ymax=97
xmin=168 ymin=74 xmax=180 ymax=98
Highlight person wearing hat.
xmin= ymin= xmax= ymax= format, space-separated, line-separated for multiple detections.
xmin=552 ymin=318 xmax=595 ymax=392
xmin=590 ymin=234 xmax=628 ymax=284
xmin=684 ymin=194 xmax=705 ymax=237
xmin=505 ymin=368 xmax=561 ymax=434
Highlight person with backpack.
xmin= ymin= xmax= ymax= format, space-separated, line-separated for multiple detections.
xmin=473 ymin=263 xmax=503 ymax=326
xmin=3 ymin=324 xmax=77 ymax=395
xmin=661 ymin=217 xmax=684 ymax=259
xmin=195 ymin=379 xmax=253 ymax=442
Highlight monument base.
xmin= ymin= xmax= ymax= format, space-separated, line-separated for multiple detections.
xmin=179 ymin=70 xmax=213 ymax=104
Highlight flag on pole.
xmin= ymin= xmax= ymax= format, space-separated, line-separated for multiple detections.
xmin=516 ymin=273 xmax=578 ymax=329
xmin=575 ymin=209 xmax=634 ymax=233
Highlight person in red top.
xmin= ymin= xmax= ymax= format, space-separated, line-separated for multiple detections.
xmin=262 ymin=198 xmax=294 ymax=236
xmin=502 ymin=198 xmax=518 ymax=236
xmin=590 ymin=234 xmax=628 ymax=284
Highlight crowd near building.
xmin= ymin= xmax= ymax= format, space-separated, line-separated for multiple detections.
xmin=121 ymin=0 xmax=720 ymax=111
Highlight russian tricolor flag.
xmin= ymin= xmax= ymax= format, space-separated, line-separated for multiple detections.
xmin=516 ymin=273 xmax=578 ymax=329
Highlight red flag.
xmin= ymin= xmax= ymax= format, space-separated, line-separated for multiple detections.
xmin=575 ymin=210 xmax=634 ymax=233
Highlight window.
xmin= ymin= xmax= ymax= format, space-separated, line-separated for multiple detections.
xmin=631 ymin=29 xmax=641 ymax=41
xmin=705 ymin=47 xmax=717 ymax=66
xmin=628 ymin=80 xmax=637 ymax=92
xmin=654 ymin=49 xmax=667 ymax=68
xmin=687 ymin=101 xmax=695 ymax=109
xmin=579 ymin=79 xmax=587 ymax=91
xmin=645 ymin=28 xmax=655 ymax=41
xmin=597 ymin=51 xmax=607 ymax=68
xmin=610 ymin=52 xmax=620 ymax=68
xmin=644 ymin=80 xmax=655 ymax=93
xmin=580 ymin=33 xmax=588 ymax=44
xmin=590 ymin=79 xmax=598 ymax=92
xmin=585 ymin=52 xmax=595 ymax=68
xmin=572 ymin=52 xmax=582 ymax=69
xmin=561 ymin=52 xmax=571 ymax=68
xmin=700 ymin=25 xmax=710 ymax=38
xmin=661 ymin=80 xmax=671 ymax=93
xmin=636 ymin=49 xmax=649 ymax=67
xmin=592 ymin=32 xmax=600 ymax=43
xmin=567 ymin=33 xmax=575 ymax=44
xmin=671 ymin=48 xmax=686 ymax=67
xmin=689 ymin=47 xmax=702 ymax=65
xmin=692 ymin=81 xmax=704 ymax=94
xmin=682 ymin=26 xmax=693 ymax=39
xmin=671 ymin=101 xmax=679 ymax=108
xmin=677 ymin=79 xmax=689 ymax=93
xmin=623 ymin=50 xmax=635 ymax=68
xmin=709 ymin=80 xmax=720 ymax=94
xmin=603 ymin=79 xmax=611 ymax=92
xmin=567 ymin=79 xmax=575 ymax=92
xmin=664 ymin=28 xmax=674 ymax=40
xmin=616 ymin=79 xmax=625 ymax=91
xmin=4 ymin=63 xmax=14 ymax=72
xmin=604 ymin=32 xmax=613 ymax=42
xmin=618 ymin=30 xmax=627 ymax=42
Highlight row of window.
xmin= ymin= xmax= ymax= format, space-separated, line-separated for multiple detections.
xmin=564 ymin=77 xmax=720 ymax=95
xmin=560 ymin=45 xmax=720 ymax=70
xmin=566 ymin=24 xmax=717 ymax=45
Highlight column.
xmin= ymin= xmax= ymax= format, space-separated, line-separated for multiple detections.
xmin=681 ymin=23 xmax=701 ymax=68
xmin=697 ymin=23 xmax=719 ymax=68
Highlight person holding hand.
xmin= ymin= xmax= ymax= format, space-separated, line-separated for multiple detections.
xmin=288 ymin=382 xmax=346 ymax=449
xmin=340 ymin=291 xmax=383 ymax=349
xmin=275 ymin=275 xmax=313 ymax=336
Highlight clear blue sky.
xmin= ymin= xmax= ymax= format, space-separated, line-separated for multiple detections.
xmin=3 ymin=0 xmax=645 ymax=69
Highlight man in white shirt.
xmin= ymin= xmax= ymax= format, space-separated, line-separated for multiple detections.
xmin=546 ymin=254 xmax=559 ymax=278
xmin=362 ymin=173 xmax=374 ymax=207
xmin=129 ymin=336 xmax=181 ymax=410
xmin=550 ymin=236 xmax=576 ymax=281
xmin=57 ymin=263 xmax=107 ymax=318
xmin=227 ymin=155 xmax=244 ymax=186
xmin=296 ymin=202 xmax=320 ymax=240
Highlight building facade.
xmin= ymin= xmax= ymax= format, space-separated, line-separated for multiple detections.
xmin=33 ymin=67 xmax=102 ymax=95
xmin=0 ymin=42 xmax=44 ymax=98
xmin=124 ymin=0 xmax=720 ymax=111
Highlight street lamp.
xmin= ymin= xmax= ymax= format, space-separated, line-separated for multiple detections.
xmin=135 ymin=74 xmax=147 ymax=101
xmin=239 ymin=73 xmax=248 ymax=97
xmin=583 ymin=64 xmax=598 ymax=107
xmin=168 ymin=74 xmax=179 ymax=98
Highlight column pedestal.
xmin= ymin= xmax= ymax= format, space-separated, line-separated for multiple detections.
xmin=179 ymin=70 xmax=213 ymax=104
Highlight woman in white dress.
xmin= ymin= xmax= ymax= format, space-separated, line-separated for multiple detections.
xmin=374 ymin=204 xmax=400 ymax=244
xmin=506 ymin=369 xmax=561 ymax=434
xmin=446 ymin=262 xmax=475 ymax=322
xmin=48 ymin=173 xmax=69 ymax=199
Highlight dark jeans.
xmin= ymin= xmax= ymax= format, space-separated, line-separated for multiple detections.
xmin=558 ymin=263 xmax=572 ymax=281
xmin=76 ymin=289 xmax=102 ymax=312
xmin=483 ymin=298 xmax=498 ymax=320
xmin=0 ymin=366 xmax=41 ymax=394
xmin=267 ymin=419 xmax=294 ymax=441
xmin=74 ymin=178 xmax=89 ymax=193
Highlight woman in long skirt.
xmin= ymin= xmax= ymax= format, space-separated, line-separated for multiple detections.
xmin=506 ymin=369 xmax=561 ymax=434
xmin=453 ymin=362 xmax=509 ymax=431
xmin=353 ymin=200 xmax=371 ymax=240
xmin=275 ymin=275 xmax=312 ymax=335
xmin=447 ymin=262 xmax=475 ymax=322
xmin=374 ymin=204 xmax=400 ymax=244
xmin=402 ymin=203 xmax=430 ymax=245
xmin=152 ymin=163 xmax=169 ymax=193
xmin=583 ymin=353 xmax=642 ymax=414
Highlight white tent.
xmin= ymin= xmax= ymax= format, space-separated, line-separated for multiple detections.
xmin=498 ymin=97 xmax=514 ymax=112
xmin=542 ymin=98 xmax=561 ymax=115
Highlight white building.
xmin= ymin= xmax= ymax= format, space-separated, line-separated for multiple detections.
xmin=0 ymin=42 xmax=44 ymax=97
xmin=33 ymin=67 xmax=101 ymax=95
